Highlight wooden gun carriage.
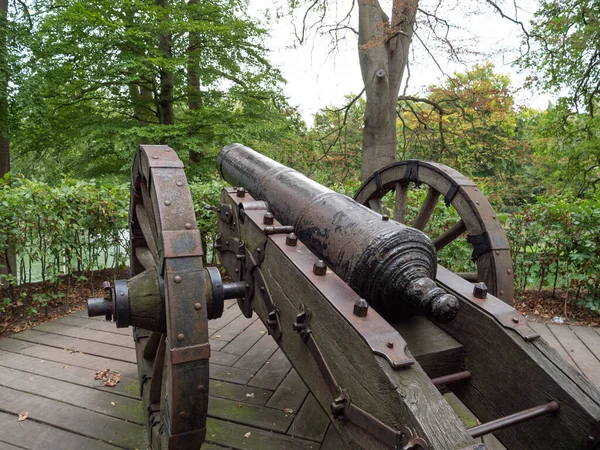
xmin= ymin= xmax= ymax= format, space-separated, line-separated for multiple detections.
xmin=87 ymin=144 xmax=600 ymax=450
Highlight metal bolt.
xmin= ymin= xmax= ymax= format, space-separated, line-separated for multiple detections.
xmin=236 ymin=187 xmax=246 ymax=198
xmin=353 ymin=298 xmax=369 ymax=317
xmin=473 ymin=282 xmax=488 ymax=299
xmin=174 ymin=275 xmax=182 ymax=283
xmin=263 ymin=212 xmax=274 ymax=225
xmin=176 ymin=181 xmax=183 ymax=187
xmin=382 ymin=215 xmax=389 ymax=221
xmin=164 ymin=200 xmax=171 ymax=206
xmin=376 ymin=69 xmax=385 ymax=78
xmin=512 ymin=317 xmax=520 ymax=323
xmin=386 ymin=341 xmax=394 ymax=349
xmin=185 ymin=222 xmax=192 ymax=229
xmin=286 ymin=233 xmax=298 ymax=246
xmin=102 ymin=281 xmax=111 ymax=291
xmin=178 ymin=411 xmax=186 ymax=419
xmin=507 ymin=269 xmax=512 ymax=274
xmin=164 ymin=148 xmax=171 ymax=152
xmin=152 ymin=155 xmax=159 ymax=159
xmin=176 ymin=333 xmax=184 ymax=341
xmin=196 ymin=384 xmax=207 ymax=393
xmin=194 ymin=303 xmax=201 ymax=310
xmin=313 ymin=260 xmax=327 ymax=276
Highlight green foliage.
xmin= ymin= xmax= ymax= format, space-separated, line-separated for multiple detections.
xmin=188 ymin=177 xmax=226 ymax=262
xmin=504 ymin=195 xmax=600 ymax=312
xmin=0 ymin=174 xmax=129 ymax=311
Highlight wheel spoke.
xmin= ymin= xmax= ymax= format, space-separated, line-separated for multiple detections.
xmin=394 ymin=182 xmax=408 ymax=223
xmin=136 ymin=204 xmax=160 ymax=263
xmin=368 ymin=198 xmax=383 ymax=214
xmin=149 ymin=334 xmax=166 ymax=405
xmin=457 ymin=272 xmax=479 ymax=282
xmin=433 ymin=219 xmax=467 ymax=251
xmin=413 ymin=187 xmax=440 ymax=231
xmin=135 ymin=247 xmax=156 ymax=270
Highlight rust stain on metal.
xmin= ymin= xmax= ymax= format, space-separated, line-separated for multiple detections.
xmin=170 ymin=342 xmax=211 ymax=365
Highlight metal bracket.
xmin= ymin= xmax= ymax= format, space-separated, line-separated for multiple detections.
xmin=444 ymin=181 xmax=460 ymax=207
xmin=436 ymin=265 xmax=539 ymax=341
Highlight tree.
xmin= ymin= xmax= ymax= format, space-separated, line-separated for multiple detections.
xmin=0 ymin=0 xmax=8 ymax=177
xmin=9 ymin=0 xmax=293 ymax=180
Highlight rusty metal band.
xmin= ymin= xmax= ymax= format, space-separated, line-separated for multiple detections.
xmin=170 ymin=342 xmax=211 ymax=365
xmin=436 ymin=265 xmax=538 ymax=340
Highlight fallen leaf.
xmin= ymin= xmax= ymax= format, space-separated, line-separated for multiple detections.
xmin=245 ymin=393 xmax=254 ymax=398
xmin=215 ymin=335 xmax=221 ymax=338
xmin=238 ymin=404 xmax=242 ymax=408
xmin=63 ymin=365 xmax=69 ymax=369
xmin=284 ymin=408 xmax=294 ymax=414
xmin=243 ymin=432 xmax=251 ymax=439
xmin=18 ymin=412 xmax=28 ymax=422
xmin=104 ymin=372 xmax=121 ymax=387
xmin=259 ymin=331 xmax=265 ymax=334
xmin=95 ymin=368 xmax=110 ymax=380
xmin=111 ymin=402 xmax=116 ymax=407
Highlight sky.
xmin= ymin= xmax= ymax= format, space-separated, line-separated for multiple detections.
xmin=249 ymin=0 xmax=551 ymax=125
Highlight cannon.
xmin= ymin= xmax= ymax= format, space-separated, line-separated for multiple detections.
xmin=88 ymin=144 xmax=600 ymax=450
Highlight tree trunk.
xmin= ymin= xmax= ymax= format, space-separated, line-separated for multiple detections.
xmin=187 ymin=0 xmax=203 ymax=162
xmin=157 ymin=0 xmax=174 ymax=130
xmin=358 ymin=0 xmax=418 ymax=180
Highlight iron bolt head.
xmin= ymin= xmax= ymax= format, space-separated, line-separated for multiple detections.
xmin=512 ymin=317 xmax=520 ymax=323
xmin=263 ymin=212 xmax=274 ymax=225
xmin=236 ymin=187 xmax=246 ymax=198
xmin=313 ymin=260 xmax=327 ymax=276
xmin=386 ymin=341 xmax=394 ymax=348
xmin=286 ymin=233 xmax=298 ymax=247
xmin=353 ymin=298 xmax=369 ymax=317
xmin=102 ymin=281 xmax=111 ymax=291
xmin=382 ymin=215 xmax=389 ymax=221
xmin=473 ymin=282 xmax=488 ymax=299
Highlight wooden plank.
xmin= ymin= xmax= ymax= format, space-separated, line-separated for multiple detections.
xmin=210 ymin=350 xmax=241 ymax=367
xmin=209 ymin=379 xmax=273 ymax=406
xmin=0 ymin=411 xmax=119 ymax=450
xmin=571 ymin=326 xmax=600 ymax=363
xmin=393 ymin=316 xmax=464 ymax=378
xmin=208 ymin=302 xmax=242 ymax=332
xmin=0 ymin=338 xmax=138 ymax=379
xmin=211 ymin=314 xmax=256 ymax=342
xmin=287 ymin=393 xmax=330 ymax=442
xmin=547 ymin=324 xmax=600 ymax=387
xmin=0 ymin=385 xmax=145 ymax=449
xmin=208 ymin=396 xmax=293 ymax=433
xmin=0 ymin=349 xmax=139 ymax=399
xmin=220 ymin=318 xmax=268 ymax=355
xmin=52 ymin=315 xmax=132 ymax=336
xmin=233 ymin=333 xmax=279 ymax=373
xmin=0 ymin=441 xmax=27 ymax=450
xmin=10 ymin=330 xmax=137 ymax=363
xmin=209 ymin=363 xmax=254 ymax=385
xmin=34 ymin=321 xmax=135 ymax=348
xmin=206 ymin=417 xmax=317 ymax=450
xmin=247 ymin=348 xmax=292 ymax=390
xmin=266 ymin=368 xmax=308 ymax=412
xmin=0 ymin=365 xmax=144 ymax=424
xmin=528 ymin=322 xmax=577 ymax=366
xmin=209 ymin=338 xmax=229 ymax=351
xmin=321 ymin=424 xmax=346 ymax=450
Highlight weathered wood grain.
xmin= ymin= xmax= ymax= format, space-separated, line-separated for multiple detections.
xmin=571 ymin=326 xmax=600 ymax=363
xmin=287 ymin=393 xmax=330 ymax=442
xmin=529 ymin=322 xmax=577 ymax=366
xmin=247 ymin=348 xmax=292 ymax=390
xmin=34 ymin=321 xmax=134 ymax=348
xmin=220 ymin=318 xmax=268 ymax=355
xmin=321 ymin=424 xmax=346 ymax=450
xmin=233 ymin=333 xmax=279 ymax=374
xmin=208 ymin=396 xmax=293 ymax=433
xmin=209 ymin=379 xmax=273 ymax=406
xmin=266 ymin=368 xmax=309 ymax=412
xmin=547 ymin=324 xmax=600 ymax=386
xmin=54 ymin=314 xmax=133 ymax=335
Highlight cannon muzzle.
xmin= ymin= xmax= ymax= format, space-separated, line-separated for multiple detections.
xmin=217 ymin=144 xmax=459 ymax=322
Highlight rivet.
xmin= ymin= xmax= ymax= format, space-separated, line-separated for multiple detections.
xmin=313 ymin=260 xmax=327 ymax=276
xmin=500 ymin=289 xmax=505 ymax=295
xmin=194 ymin=303 xmax=201 ymax=310
xmin=286 ymin=233 xmax=298 ymax=246
xmin=174 ymin=275 xmax=182 ymax=283
xmin=492 ymin=216 xmax=497 ymax=219
xmin=386 ymin=341 xmax=394 ymax=348
xmin=512 ymin=317 xmax=520 ymax=323
xmin=178 ymin=411 xmax=186 ymax=418
xmin=176 ymin=333 xmax=184 ymax=341
xmin=164 ymin=148 xmax=171 ymax=152
xmin=256 ymin=248 xmax=261 ymax=253
xmin=152 ymin=155 xmax=159 ymax=159
xmin=507 ymin=269 xmax=512 ymax=274
xmin=495 ymin=250 xmax=500 ymax=255
xmin=185 ymin=222 xmax=192 ymax=229
xmin=196 ymin=384 xmax=207 ymax=393
xmin=176 ymin=181 xmax=184 ymax=187
xmin=263 ymin=212 xmax=274 ymax=225
xmin=119 ymin=291 xmax=125 ymax=297
xmin=382 ymin=215 xmax=389 ymax=221
xmin=475 ymin=201 xmax=480 ymax=205
xmin=164 ymin=200 xmax=171 ymax=206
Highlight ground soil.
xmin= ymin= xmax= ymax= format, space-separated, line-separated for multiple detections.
xmin=1 ymin=274 xmax=599 ymax=339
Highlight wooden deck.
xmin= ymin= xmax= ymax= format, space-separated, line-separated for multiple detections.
xmin=0 ymin=302 xmax=598 ymax=450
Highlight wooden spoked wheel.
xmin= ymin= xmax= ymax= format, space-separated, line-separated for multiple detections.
xmin=355 ymin=160 xmax=514 ymax=305
xmin=130 ymin=145 xmax=209 ymax=449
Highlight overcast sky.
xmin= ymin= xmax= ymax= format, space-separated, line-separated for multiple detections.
xmin=249 ymin=0 xmax=550 ymax=125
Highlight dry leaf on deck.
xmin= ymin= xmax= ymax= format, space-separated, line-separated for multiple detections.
xmin=111 ymin=402 xmax=116 ymax=407
xmin=245 ymin=393 xmax=254 ymax=398
xmin=284 ymin=408 xmax=294 ymax=414
xmin=243 ymin=432 xmax=251 ymax=439
xmin=18 ymin=412 xmax=28 ymax=422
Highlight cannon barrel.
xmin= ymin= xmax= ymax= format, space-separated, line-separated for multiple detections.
xmin=217 ymin=144 xmax=459 ymax=322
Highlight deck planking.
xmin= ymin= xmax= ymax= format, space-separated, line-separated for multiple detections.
xmin=0 ymin=305 xmax=598 ymax=449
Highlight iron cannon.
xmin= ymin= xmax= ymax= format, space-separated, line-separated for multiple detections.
xmin=88 ymin=144 xmax=600 ymax=450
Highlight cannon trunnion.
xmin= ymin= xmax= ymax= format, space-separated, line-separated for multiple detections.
xmin=88 ymin=144 xmax=600 ymax=450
